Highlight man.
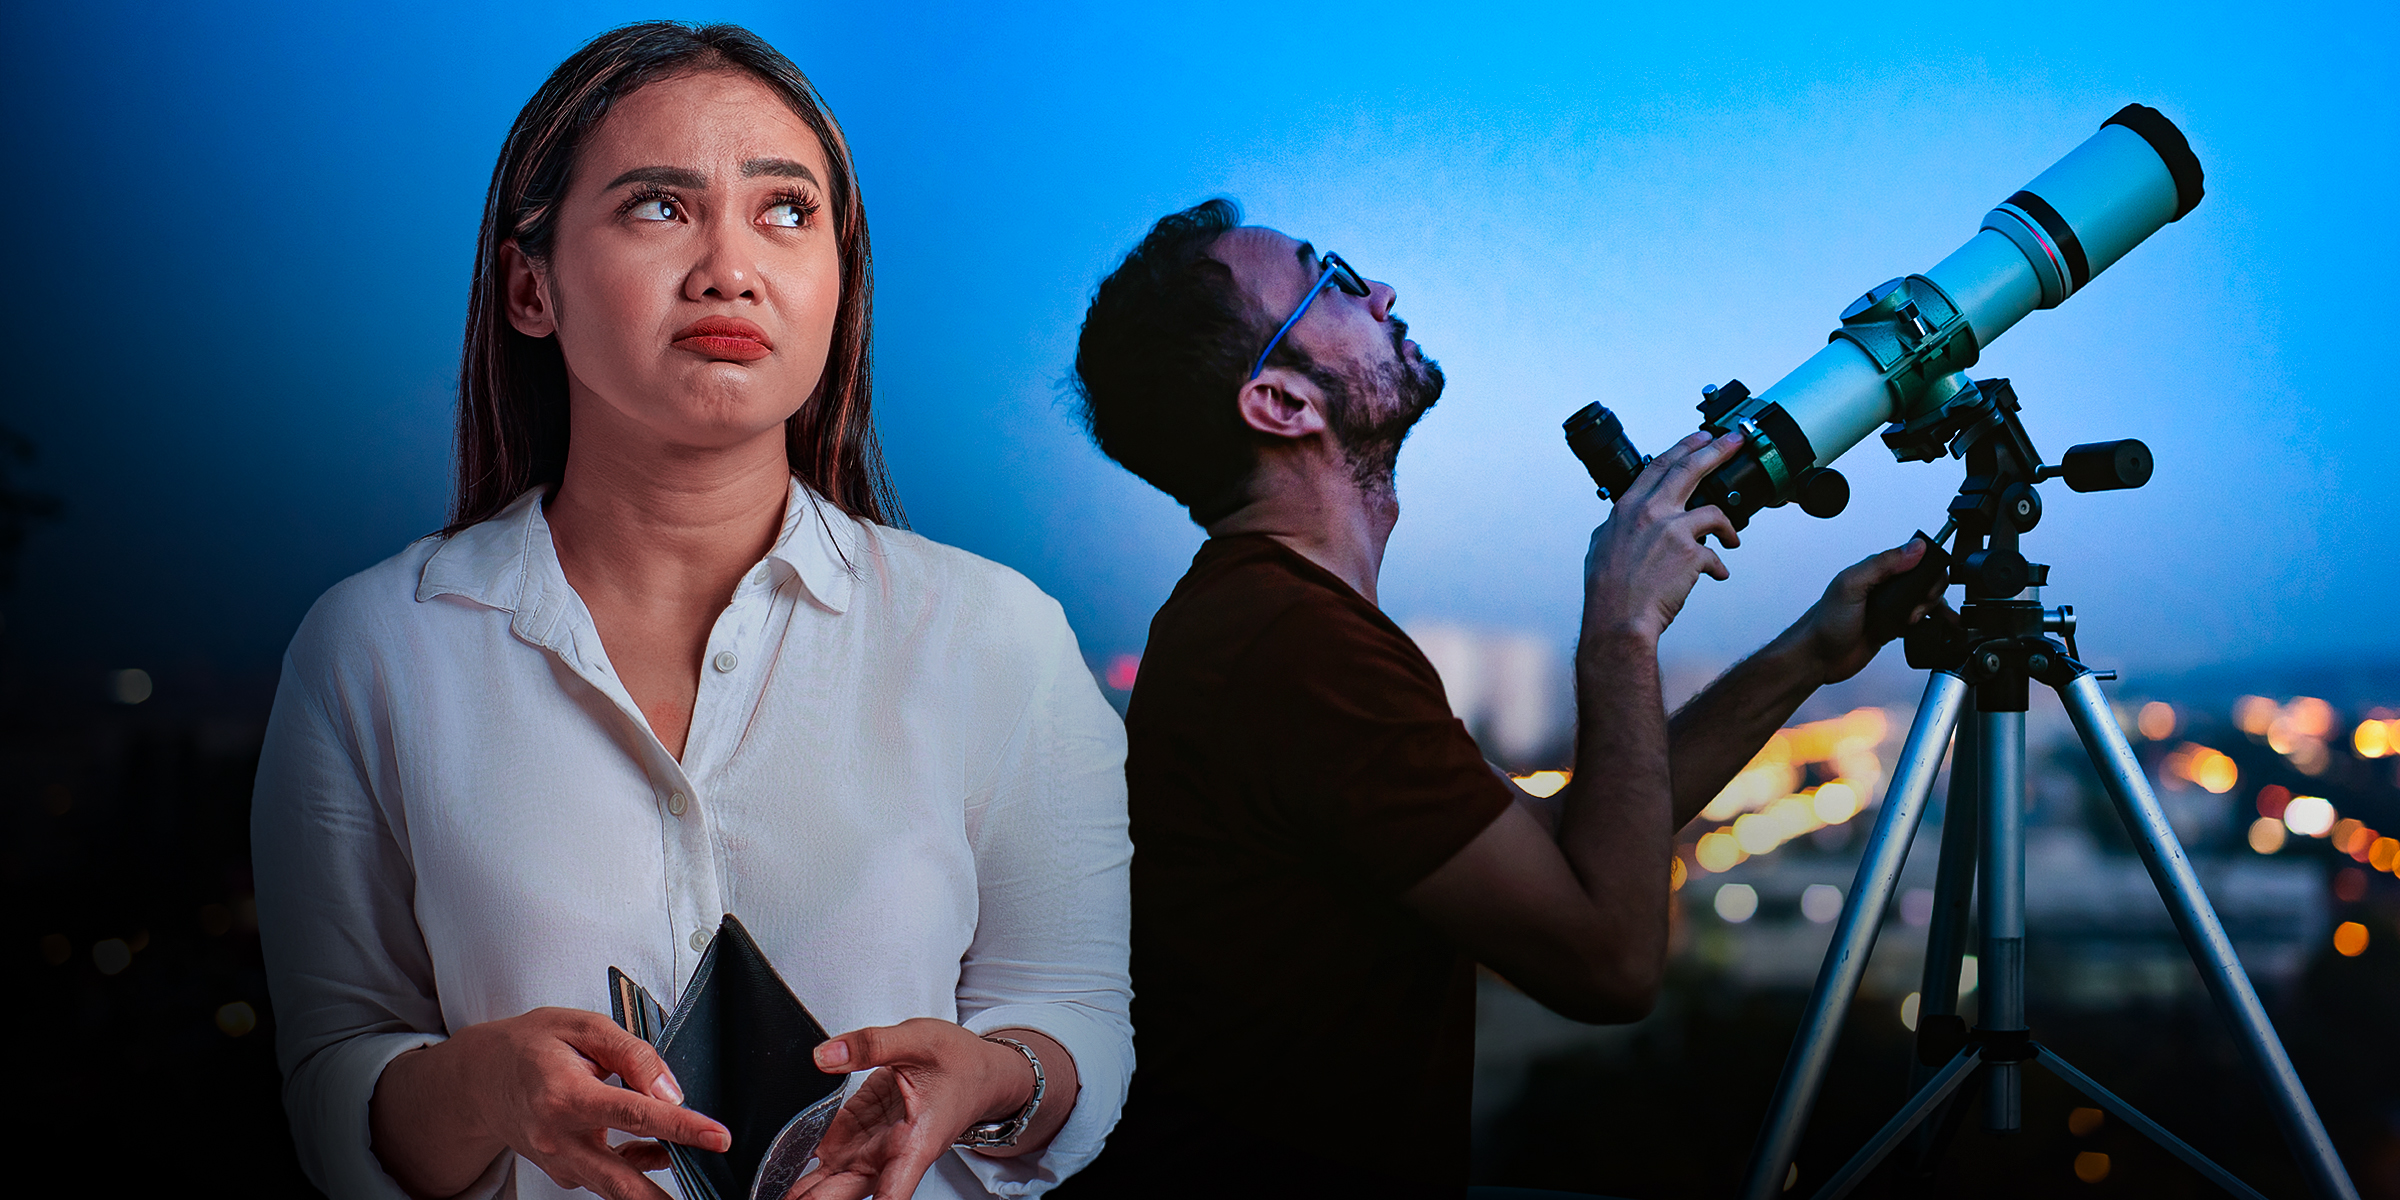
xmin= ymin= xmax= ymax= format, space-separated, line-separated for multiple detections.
xmin=1062 ymin=200 xmax=1935 ymax=1197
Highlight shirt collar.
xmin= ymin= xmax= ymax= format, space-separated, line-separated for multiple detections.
xmin=417 ymin=477 xmax=860 ymax=626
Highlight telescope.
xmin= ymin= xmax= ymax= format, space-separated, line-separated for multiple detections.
xmin=1563 ymin=103 xmax=2202 ymax=534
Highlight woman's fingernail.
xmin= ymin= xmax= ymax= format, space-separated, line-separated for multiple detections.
xmin=815 ymin=1040 xmax=849 ymax=1069
xmin=651 ymin=1073 xmax=684 ymax=1104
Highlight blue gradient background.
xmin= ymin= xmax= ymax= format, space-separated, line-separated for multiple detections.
xmin=4 ymin=2 xmax=2394 ymax=697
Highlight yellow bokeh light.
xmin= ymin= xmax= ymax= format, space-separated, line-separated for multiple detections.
xmin=1900 ymin=991 xmax=1921 ymax=1032
xmin=2330 ymin=819 xmax=2364 ymax=853
xmin=1734 ymin=812 xmax=1782 ymax=855
xmin=2247 ymin=817 xmax=2287 ymax=855
xmin=1669 ymin=855 xmax=1688 ymax=892
xmin=2360 ymin=721 xmax=2393 ymax=759
xmin=2333 ymin=921 xmax=2369 ymax=957
xmin=2137 ymin=701 xmax=2176 ymax=741
xmin=2164 ymin=743 xmax=2240 ymax=794
xmin=2370 ymin=837 xmax=2399 ymax=873
xmin=1695 ymin=830 xmax=1745 ymax=873
xmin=1813 ymin=782 xmax=1861 ymax=825
xmin=2233 ymin=695 xmax=2277 ymax=735
xmin=1513 ymin=770 xmax=1570 ymax=798
xmin=2074 ymin=1151 xmax=2112 ymax=1183
xmin=2067 ymin=1107 xmax=2106 ymax=1137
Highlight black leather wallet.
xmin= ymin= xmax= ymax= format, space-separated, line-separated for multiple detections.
xmin=609 ymin=914 xmax=848 ymax=1200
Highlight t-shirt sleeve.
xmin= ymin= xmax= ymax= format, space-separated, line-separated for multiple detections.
xmin=1240 ymin=595 xmax=1514 ymax=893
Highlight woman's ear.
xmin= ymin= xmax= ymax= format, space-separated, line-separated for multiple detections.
xmin=1235 ymin=368 xmax=1328 ymax=441
xmin=500 ymin=240 xmax=557 ymax=338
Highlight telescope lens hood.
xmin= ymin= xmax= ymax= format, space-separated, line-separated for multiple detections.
xmin=2102 ymin=104 xmax=2205 ymax=220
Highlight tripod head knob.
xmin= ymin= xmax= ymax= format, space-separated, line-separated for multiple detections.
xmin=1965 ymin=546 xmax=2032 ymax=597
xmin=2053 ymin=439 xmax=2153 ymax=492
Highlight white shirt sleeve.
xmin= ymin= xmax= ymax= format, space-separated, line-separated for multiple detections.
xmin=950 ymin=598 xmax=1134 ymax=1196
xmin=252 ymin=631 xmax=494 ymax=1200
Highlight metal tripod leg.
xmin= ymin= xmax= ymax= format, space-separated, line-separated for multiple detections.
xmin=1809 ymin=1048 xmax=1982 ymax=1200
xmin=2032 ymin=1044 xmax=2273 ymax=1200
xmin=1736 ymin=671 xmax=1969 ymax=1200
xmin=1900 ymin=717 xmax=1981 ymax=1180
xmin=1977 ymin=708 xmax=2027 ymax=1131
xmin=2057 ymin=673 xmax=2360 ymax=1200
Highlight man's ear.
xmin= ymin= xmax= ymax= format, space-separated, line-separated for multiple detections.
xmin=1235 ymin=368 xmax=1328 ymax=440
xmin=500 ymin=240 xmax=557 ymax=338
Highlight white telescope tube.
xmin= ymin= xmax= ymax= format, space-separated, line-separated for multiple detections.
xmin=1723 ymin=105 xmax=2203 ymax=508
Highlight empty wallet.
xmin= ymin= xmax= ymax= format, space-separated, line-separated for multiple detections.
xmin=609 ymin=913 xmax=849 ymax=1200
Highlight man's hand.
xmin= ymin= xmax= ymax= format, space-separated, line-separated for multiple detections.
xmin=1581 ymin=431 xmax=1745 ymax=644
xmin=790 ymin=1019 xmax=1066 ymax=1200
xmin=1780 ymin=536 xmax=1954 ymax=685
xmin=371 ymin=1006 xmax=732 ymax=1200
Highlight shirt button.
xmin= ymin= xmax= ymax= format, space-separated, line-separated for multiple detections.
xmin=751 ymin=567 xmax=770 ymax=586
xmin=689 ymin=929 xmax=710 ymax=952
xmin=667 ymin=791 xmax=689 ymax=816
xmin=713 ymin=651 xmax=739 ymax=673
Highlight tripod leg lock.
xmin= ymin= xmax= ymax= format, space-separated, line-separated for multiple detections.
xmin=1972 ymin=1026 xmax=2038 ymax=1063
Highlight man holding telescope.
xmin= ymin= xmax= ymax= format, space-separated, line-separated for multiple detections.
xmin=1061 ymin=199 xmax=1940 ymax=1197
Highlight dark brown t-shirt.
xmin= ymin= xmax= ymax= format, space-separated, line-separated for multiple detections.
xmin=1076 ymin=534 xmax=1513 ymax=1197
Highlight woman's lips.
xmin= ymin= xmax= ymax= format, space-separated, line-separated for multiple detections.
xmin=671 ymin=316 xmax=773 ymax=362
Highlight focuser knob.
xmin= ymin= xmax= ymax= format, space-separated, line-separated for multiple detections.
xmin=1796 ymin=467 xmax=1850 ymax=519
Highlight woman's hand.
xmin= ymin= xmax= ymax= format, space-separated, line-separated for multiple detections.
xmin=788 ymin=1020 xmax=1075 ymax=1200
xmin=370 ymin=1006 xmax=730 ymax=1200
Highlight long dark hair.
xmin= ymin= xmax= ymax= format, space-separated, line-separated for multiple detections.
xmin=447 ymin=22 xmax=900 ymax=533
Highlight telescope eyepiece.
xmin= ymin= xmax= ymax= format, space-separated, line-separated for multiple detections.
xmin=1563 ymin=403 xmax=1648 ymax=501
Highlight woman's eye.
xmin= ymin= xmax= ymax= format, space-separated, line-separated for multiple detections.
xmin=629 ymin=197 xmax=680 ymax=222
xmin=763 ymin=201 xmax=816 ymax=229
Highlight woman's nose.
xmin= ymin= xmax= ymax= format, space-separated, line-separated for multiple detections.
xmin=685 ymin=220 xmax=760 ymax=302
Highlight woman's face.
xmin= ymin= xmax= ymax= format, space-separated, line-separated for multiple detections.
xmin=505 ymin=70 xmax=842 ymax=454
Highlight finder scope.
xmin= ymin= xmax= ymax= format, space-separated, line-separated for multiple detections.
xmin=1565 ymin=104 xmax=2203 ymax=527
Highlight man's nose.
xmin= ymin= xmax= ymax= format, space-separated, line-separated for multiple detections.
xmin=685 ymin=217 xmax=761 ymax=302
xmin=1367 ymin=279 xmax=1397 ymax=321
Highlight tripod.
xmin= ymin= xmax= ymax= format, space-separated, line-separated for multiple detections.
xmin=1732 ymin=378 xmax=2359 ymax=1200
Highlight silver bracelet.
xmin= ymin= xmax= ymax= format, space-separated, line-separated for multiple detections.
xmin=953 ymin=1035 xmax=1045 ymax=1149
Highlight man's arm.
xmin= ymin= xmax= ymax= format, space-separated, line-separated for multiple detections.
xmin=1496 ymin=538 xmax=1943 ymax=835
xmin=1405 ymin=432 xmax=1740 ymax=1024
xmin=1409 ymin=438 xmax=1947 ymax=1024
xmin=1665 ymin=537 xmax=1947 ymax=829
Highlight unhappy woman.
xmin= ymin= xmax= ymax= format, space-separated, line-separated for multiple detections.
xmin=252 ymin=23 xmax=1129 ymax=1200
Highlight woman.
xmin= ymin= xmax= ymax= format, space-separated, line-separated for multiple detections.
xmin=251 ymin=23 xmax=1130 ymax=1200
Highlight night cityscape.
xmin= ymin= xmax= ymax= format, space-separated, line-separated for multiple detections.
xmin=6 ymin=2 xmax=2395 ymax=1197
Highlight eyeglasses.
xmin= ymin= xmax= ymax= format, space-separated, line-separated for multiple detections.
xmin=1249 ymin=251 xmax=1371 ymax=380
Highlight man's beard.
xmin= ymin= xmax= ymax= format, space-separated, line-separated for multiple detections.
xmin=1309 ymin=317 xmax=1445 ymax=495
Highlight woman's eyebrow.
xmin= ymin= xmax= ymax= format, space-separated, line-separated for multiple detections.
xmin=604 ymin=165 xmax=708 ymax=190
xmin=741 ymin=157 xmax=819 ymax=184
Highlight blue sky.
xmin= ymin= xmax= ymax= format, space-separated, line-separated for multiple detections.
xmin=4 ymin=1 xmax=2394 ymax=698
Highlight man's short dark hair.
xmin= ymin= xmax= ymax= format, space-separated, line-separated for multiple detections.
xmin=1071 ymin=199 xmax=1265 ymax=523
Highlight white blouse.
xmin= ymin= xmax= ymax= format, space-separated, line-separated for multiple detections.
xmin=251 ymin=482 xmax=1132 ymax=1200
